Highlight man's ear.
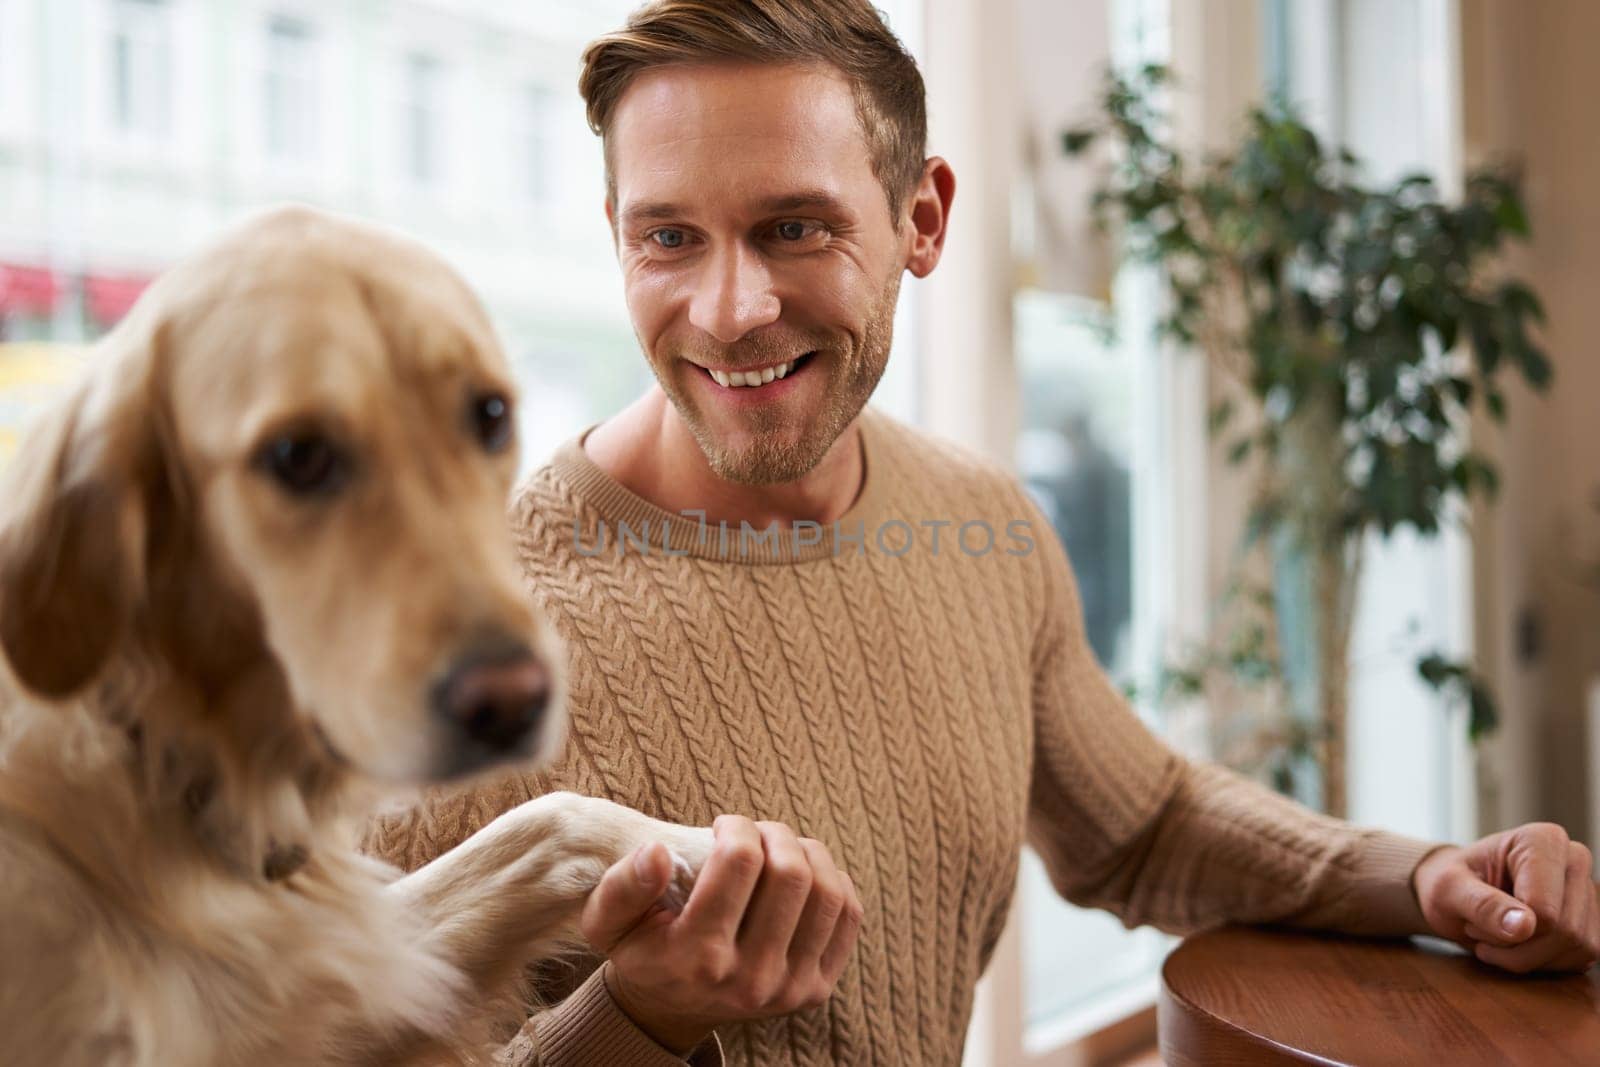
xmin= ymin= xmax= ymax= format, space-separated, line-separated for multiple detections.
xmin=0 ymin=354 xmax=152 ymax=700
xmin=905 ymin=156 xmax=957 ymax=279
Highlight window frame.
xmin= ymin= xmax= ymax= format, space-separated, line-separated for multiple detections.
xmin=106 ymin=0 xmax=174 ymax=145
xmin=928 ymin=0 xmax=1211 ymax=1061
xmin=261 ymin=10 xmax=319 ymax=166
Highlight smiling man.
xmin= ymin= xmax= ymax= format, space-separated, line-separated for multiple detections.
xmin=366 ymin=2 xmax=1600 ymax=1065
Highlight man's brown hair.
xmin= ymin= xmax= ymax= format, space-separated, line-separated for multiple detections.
xmin=579 ymin=0 xmax=927 ymax=219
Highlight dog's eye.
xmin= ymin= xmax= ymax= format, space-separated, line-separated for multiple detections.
xmin=470 ymin=392 xmax=514 ymax=454
xmin=257 ymin=434 xmax=348 ymax=497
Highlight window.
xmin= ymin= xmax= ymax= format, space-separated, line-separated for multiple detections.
xmin=960 ymin=0 xmax=1191 ymax=1062
xmin=0 ymin=0 xmax=8 ymax=121
xmin=110 ymin=0 xmax=172 ymax=140
xmin=11 ymin=3 xmax=643 ymax=461
xmin=264 ymin=14 xmax=316 ymax=163
xmin=402 ymin=51 xmax=444 ymax=187
xmin=1266 ymin=0 xmax=1477 ymax=844
xmin=519 ymin=84 xmax=557 ymax=205
xmin=1013 ymin=0 xmax=1179 ymax=1048
xmin=1013 ymin=284 xmax=1176 ymax=1046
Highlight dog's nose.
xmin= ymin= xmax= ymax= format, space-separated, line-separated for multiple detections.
xmin=431 ymin=647 xmax=550 ymax=754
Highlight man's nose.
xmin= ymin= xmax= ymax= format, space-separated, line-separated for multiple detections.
xmin=687 ymin=242 xmax=781 ymax=343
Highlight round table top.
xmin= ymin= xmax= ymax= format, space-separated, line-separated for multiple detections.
xmin=1159 ymin=926 xmax=1600 ymax=1066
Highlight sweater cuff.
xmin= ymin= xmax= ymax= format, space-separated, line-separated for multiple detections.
xmin=532 ymin=965 xmax=724 ymax=1067
xmin=1331 ymin=829 xmax=1449 ymax=937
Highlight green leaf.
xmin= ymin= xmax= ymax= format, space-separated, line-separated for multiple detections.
xmin=1416 ymin=652 xmax=1456 ymax=688
xmin=1500 ymin=280 xmax=1547 ymax=324
xmin=1208 ymin=398 xmax=1236 ymax=435
xmin=1515 ymin=341 xmax=1553 ymax=389
xmin=1243 ymin=499 xmax=1283 ymax=547
xmin=1063 ymin=128 xmax=1097 ymax=156
xmin=1494 ymin=193 xmax=1531 ymax=238
xmin=1415 ymin=654 xmax=1500 ymax=741
xmin=1468 ymin=680 xmax=1499 ymax=739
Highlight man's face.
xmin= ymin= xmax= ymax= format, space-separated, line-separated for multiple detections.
xmin=608 ymin=61 xmax=911 ymax=484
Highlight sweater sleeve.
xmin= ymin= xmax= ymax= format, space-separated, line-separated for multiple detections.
xmin=1021 ymin=494 xmax=1442 ymax=937
xmin=363 ymin=778 xmax=723 ymax=1067
xmin=489 ymin=966 xmax=722 ymax=1067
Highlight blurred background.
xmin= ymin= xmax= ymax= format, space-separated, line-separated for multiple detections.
xmin=0 ymin=1 xmax=1595 ymax=1065
xmin=0 ymin=0 xmax=926 ymax=461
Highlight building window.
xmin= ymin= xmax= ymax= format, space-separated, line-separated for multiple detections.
xmin=110 ymin=0 xmax=172 ymax=140
xmin=520 ymin=83 xmax=556 ymax=204
xmin=264 ymin=14 xmax=316 ymax=162
xmin=402 ymin=51 xmax=443 ymax=186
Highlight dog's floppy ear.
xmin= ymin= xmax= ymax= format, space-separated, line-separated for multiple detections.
xmin=0 ymin=352 xmax=153 ymax=700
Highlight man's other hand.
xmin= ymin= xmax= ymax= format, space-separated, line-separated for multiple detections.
xmin=579 ymin=815 xmax=864 ymax=1054
xmin=1414 ymin=822 xmax=1600 ymax=973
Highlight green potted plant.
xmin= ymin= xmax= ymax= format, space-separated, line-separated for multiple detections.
xmin=1065 ymin=65 xmax=1551 ymax=816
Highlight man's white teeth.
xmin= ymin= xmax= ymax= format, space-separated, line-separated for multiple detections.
xmin=709 ymin=358 xmax=796 ymax=388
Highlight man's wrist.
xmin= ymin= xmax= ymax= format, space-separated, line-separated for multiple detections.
xmin=601 ymin=960 xmax=714 ymax=1057
xmin=1411 ymin=845 xmax=1461 ymax=895
xmin=1409 ymin=844 xmax=1462 ymax=933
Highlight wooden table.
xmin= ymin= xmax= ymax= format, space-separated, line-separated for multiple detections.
xmin=1159 ymin=926 xmax=1600 ymax=1065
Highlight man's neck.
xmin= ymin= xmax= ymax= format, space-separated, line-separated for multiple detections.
xmin=583 ymin=388 xmax=864 ymax=530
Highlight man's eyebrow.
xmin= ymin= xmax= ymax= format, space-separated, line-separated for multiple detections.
xmin=755 ymin=191 xmax=852 ymax=215
xmin=618 ymin=201 xmax=685 ymax=227
xmin=617 ymin=191 xmax=852 ymax=228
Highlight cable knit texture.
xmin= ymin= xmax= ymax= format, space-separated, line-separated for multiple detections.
xmin=364 ymin=407 xmax=1438 ymax=1066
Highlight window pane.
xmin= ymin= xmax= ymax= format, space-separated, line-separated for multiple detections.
xmin=1014 ymin=288 xmax=1173 ymax=1035
xmin=111 ymin=0 xmax=171 ymax=139
xmin=265 ymin=15 xmax=316 ymax=161
xmin=404 ymin=52 xmax=441 ymax=184
xmin=1018 ymin=851 xmax=1167 ymax=1027
xmin=522 ymin=85 xmax=555 ymax=204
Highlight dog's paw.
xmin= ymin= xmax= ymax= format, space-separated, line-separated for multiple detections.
xmin=656 ymin=827 xmax=714 ymax=914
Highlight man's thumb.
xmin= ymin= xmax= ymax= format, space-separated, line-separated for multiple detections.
xmin=1454 ymin=877 xmax=1536 ymax=945
xmin=580 ymin=842 xmax=673 ymax=953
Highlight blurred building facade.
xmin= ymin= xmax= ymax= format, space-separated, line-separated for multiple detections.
xmin=0 ymin=0 xmax=645 ymax=461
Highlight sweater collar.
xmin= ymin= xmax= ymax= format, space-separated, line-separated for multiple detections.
xmin=544 ymin=408 xmax=896 ymax=565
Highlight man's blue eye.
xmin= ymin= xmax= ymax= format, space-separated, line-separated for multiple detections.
xmin=653 ymin=230 xmax=685 ymax=249
xmin=776 ymin=221 xmax=809 ymax=241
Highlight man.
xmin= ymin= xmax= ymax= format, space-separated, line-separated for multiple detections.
xmin=365 ymin=2 xmax=1600 ymax=1064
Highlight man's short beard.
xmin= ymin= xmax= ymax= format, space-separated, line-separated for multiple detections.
xmin=658 ymin=271 xmax=901 ymax=487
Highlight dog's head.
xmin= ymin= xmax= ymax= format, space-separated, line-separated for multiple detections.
xmin=0 ymin=205 xmax=565 ymax=784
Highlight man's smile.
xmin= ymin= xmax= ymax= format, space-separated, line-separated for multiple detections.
xmin=693 ymin=351 xmax=819 ymax=394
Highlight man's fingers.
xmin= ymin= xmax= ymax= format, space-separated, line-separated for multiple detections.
xmin=786 ymin=838 xmax=847 ymax=967
xmin=581 ymin=841 xmax=674 ymax=954
xmin=737 ymin=822 xmax=813 ymax=953
xmin=818 ymin=873 xmax=864 ymax=982
xmin=679 ymin=814 xmax=765 ymax=941
xmin=1473 ymin=939 xmax=1542 ymax=974
xmin=1556 ymin=848 xmax=1597 ymax=960
xmin=1445 ymin=873 xmax=1536 ymax=946
xmin=1509 ymin=824 xmax=1571 ymax=930
xmin=1469 ymin=860 xmax=1592 ymax=974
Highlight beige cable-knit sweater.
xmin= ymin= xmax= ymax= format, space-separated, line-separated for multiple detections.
xmin=365 ymin=407 xmax=1438 ymax=1066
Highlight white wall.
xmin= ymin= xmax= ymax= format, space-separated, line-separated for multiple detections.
xmin=1462 ymin=0 xmax=1600 ymax=843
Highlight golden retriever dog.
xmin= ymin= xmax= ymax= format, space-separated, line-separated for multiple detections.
xmin=0 ymin=205 xmax=710 ymax=1065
